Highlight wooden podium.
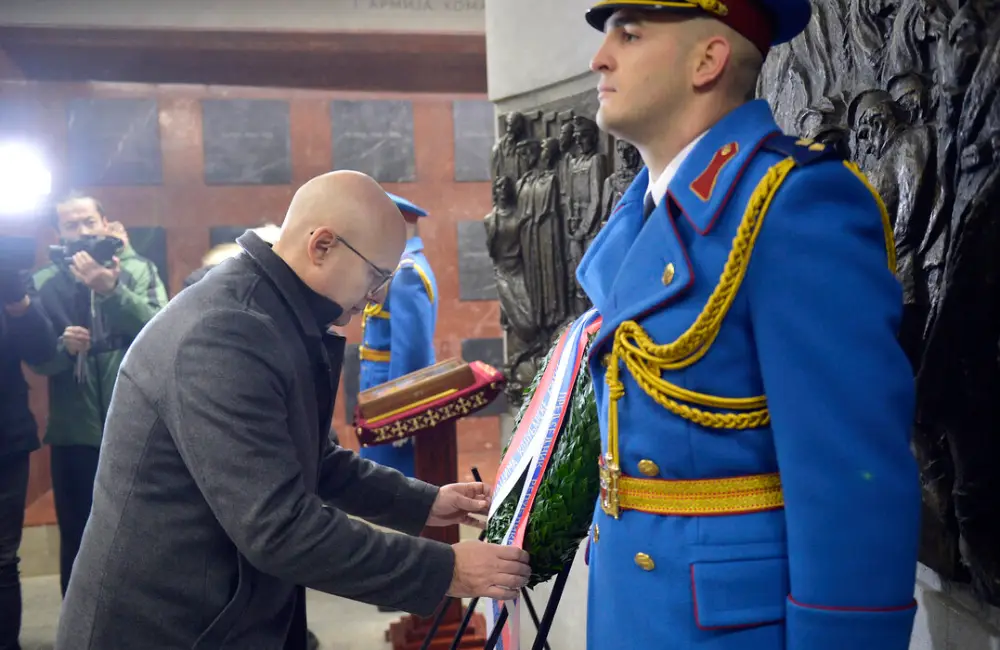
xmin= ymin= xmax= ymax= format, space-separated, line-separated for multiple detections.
xmin=354 ymin=358 xmax=507 ymax=650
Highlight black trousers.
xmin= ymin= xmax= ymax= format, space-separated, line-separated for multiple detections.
xmin=284 ymin=587 xmax=308 ymax=650
xmin=50 ymin=445 xmax=100 ymax=597
xmin=0 ymin=452 xmax=30 ymax=650
xmin=283 ymin=588 xmax=320 ymax=650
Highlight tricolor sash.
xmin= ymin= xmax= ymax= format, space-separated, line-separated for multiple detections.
xmin=486 ymin=307 xmax=601 ymax=650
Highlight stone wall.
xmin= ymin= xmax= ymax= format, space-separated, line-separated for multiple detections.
xmin=0 ymin=79 xmax=503 ymax=507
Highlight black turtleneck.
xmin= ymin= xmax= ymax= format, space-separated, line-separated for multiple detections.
xmin=285 ymin=269 xmax=343 ymax=333
xmin=270 ymin=255 xmax=345 ymax=439
xmin=264 ymin=247 xmax=344 ymax=333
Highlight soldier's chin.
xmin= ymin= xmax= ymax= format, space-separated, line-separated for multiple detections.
xmin=595 ymin=108 xmax=626 ymax=140
xmin=596 ymin=106 xmax=612 ymax=132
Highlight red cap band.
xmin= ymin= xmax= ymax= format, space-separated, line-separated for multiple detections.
xmin=715 ymin=0 xmax=774 ymax=55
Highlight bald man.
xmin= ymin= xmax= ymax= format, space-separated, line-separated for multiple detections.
xmin=55 ymin=171 xmax=531 ymax=650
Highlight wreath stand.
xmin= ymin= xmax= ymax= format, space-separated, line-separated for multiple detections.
xmin=478 ymin=558 xmax=574 ymax=650
xmin=354 ymin=359 xmax=507 ymax=650
xmin=415 ymin=469 xmax=558 ymax=650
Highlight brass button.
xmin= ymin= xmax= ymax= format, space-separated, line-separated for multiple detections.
xmin=593 ymin=523 xmax=600 ymax=543
xmin=634 ymin=552 xmax=655 ymax=571
xmin=662 ymin=263 xmax=675 ymax=286
xmin=637 ymin=459 xmax=660 ymax=477
xmin=602 ymin=353 xmax=612 ymax=368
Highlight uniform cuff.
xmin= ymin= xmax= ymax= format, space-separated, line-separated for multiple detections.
xmin=786 ymin=596 xmax=917 ymax=650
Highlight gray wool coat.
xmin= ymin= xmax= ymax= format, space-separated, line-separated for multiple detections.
xmin=55 ymin=232 xmax=455 ymax=650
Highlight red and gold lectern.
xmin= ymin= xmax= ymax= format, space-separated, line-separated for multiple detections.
xmin=354 ymin=358 xmax=506 ymax=650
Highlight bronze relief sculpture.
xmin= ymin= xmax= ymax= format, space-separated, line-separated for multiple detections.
xmin=484 ymin=106 xmax=618 ymax=403
xmin=761 ymin=0 xmax=1000 ymax=605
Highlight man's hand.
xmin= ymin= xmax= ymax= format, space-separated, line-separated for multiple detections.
xmin=105 ymin=221 xmax=130 ymax=247
xmin=62 ymin=326 xmax=91 ymax=356
xmin=70 ymin=251 xmax=120 ymax=295
xmin=447 ymin=541 xmax=531 ymax=600
xmin=427 ymin=482 xmax=491 ymax=529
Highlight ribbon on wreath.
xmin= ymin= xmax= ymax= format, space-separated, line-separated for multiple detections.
xmin=485 ymin=307 xmax=601 ymax=650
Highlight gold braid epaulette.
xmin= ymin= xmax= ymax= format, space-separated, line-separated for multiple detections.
xmin=604 ymin=157 xmax=798 ymax=457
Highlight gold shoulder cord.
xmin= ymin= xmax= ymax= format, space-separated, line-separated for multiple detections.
xmin=843 ymin=160 xmax=897 ymax=271
xmin=603 ymin=157 xmax=798 ymax=492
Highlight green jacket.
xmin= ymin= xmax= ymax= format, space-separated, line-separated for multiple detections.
xmin=30 ymin=244 xmax=168 ymax=448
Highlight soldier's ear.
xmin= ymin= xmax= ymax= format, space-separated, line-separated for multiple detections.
xmin=691 ymin=35 xmax=731 ymax=90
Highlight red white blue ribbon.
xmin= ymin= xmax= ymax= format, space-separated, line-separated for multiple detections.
xmin=486 ymin=307 xmax=601 ymax=650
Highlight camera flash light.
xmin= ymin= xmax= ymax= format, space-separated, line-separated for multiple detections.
xmin=0 ymin=141 xmax=52 ymax=216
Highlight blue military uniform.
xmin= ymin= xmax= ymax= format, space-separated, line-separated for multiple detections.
xmin=357 ymin=194 xmax=438 ymax=477
xmin=578 ymin=3 xmax=922 ymax=649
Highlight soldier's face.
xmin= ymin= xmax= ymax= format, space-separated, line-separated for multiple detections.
xmin=591 ymin=11 xmax=691 ymax=144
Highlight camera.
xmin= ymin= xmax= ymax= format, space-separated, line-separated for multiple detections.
xmin=0 ymin=236 xmax=36 ymax=305
xmin=48 ymin=234 xmax=124 ymax=272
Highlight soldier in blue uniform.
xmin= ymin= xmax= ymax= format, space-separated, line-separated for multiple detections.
xmin=577 ymin=2 xmax=922 ymax=649
xmin=357 ymin=192 xmax=438 ymax=479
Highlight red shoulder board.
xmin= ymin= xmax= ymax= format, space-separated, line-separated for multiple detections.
xmin=689 ymin=142 xmax=739 ymax=202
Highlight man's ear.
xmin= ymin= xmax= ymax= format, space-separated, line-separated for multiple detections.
xmin=308 ymin=228 xmax=336 ymax=264
xmin=692 ymin=35 xmax=732 ymax=90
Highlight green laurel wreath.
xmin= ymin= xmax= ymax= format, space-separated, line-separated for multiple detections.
xmin=485 ymin=330 xmax=601 ymax=587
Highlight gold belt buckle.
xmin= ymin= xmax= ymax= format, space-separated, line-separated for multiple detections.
xmin=599 ymin=452 xmax=621 ymax=519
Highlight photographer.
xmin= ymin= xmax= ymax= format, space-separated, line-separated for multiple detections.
xmin=1 ymin=259 xmax=56 ymax=650
xmin=27 ymin=192 xmax=168 ymax=596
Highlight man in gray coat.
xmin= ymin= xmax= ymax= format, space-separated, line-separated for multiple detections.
xmin=55 ymin=171 xmax=530 ymax=650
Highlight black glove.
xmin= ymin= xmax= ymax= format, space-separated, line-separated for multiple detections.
xmin=0 ymin=270 xmax=29 ymax=306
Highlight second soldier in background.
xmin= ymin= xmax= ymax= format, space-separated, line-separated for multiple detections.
xmin=358 ymin=193 xmax=438 ymax=485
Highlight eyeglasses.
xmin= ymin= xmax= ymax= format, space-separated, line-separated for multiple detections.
xmin=335 ymin=235 xmax=394 ymax=298
xmin=307 ymin=230 xmax=395 ymax=298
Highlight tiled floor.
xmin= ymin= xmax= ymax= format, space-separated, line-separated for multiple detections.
xmin=23 ymin=491 xmax=55 ymax=528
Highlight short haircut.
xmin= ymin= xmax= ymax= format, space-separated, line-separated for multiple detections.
xmin=731 ymin=48 xmax=764 ymax=101
xmin=686 ymin=17 xmax=764 ymax=102
xmin=54 ymin=191 xmax=107 ymax=226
